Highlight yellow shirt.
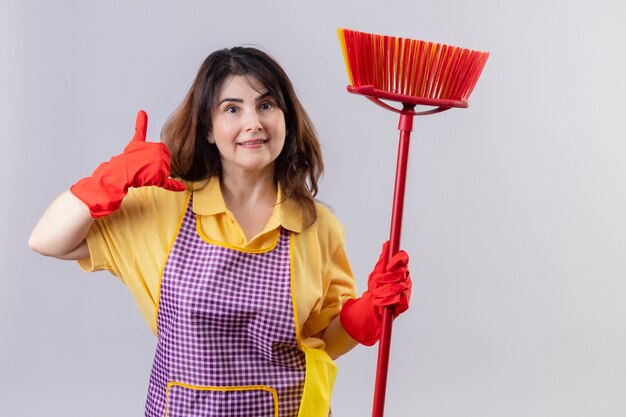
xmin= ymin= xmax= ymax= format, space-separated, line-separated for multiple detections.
xmin=78 ymin=177 xmax=357 ymax=350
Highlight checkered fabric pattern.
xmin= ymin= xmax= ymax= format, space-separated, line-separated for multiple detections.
xmin=144 ymin=197 xmax=306 ymax=417
xmin=166 ymin=387 xmax=276 ymax=417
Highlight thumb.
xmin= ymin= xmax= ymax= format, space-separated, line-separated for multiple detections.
xmin=373 ymin=240 xmax=390 ymax=273
xmin=131 ymin=110 xmax=148 ymax=142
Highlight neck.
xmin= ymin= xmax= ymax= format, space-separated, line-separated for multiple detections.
xmin=220 ymin=168 xmax=278 ymax=211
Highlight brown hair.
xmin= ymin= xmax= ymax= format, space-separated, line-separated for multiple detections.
xmin=162 ymin=47 xmax=323 ymax=227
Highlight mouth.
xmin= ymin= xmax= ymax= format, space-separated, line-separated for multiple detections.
xmin=237 ymin=139 xmax=269 ymax=147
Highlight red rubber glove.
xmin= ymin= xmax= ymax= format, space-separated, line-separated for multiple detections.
xmin=70 ymin=110 xmax=187 ymax=217
xmin=340 ymin=241 xmax=412 ymax=346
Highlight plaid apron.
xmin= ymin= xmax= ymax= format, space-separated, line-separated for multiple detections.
xmin=144 ymin=196 xmax=306 ymax=417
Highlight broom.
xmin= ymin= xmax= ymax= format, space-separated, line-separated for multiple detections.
xmin=338 ymin=28 xmax=489 ymax=417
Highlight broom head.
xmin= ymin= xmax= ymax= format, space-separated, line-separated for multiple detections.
xmin=338 ymin=28 xmax=489 ymax=109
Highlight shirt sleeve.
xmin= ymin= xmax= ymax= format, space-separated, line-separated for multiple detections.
xmin=76 ymin=187 xmax=150 ymax=283
xmin=302 ymin=239 xmax=358 ymax=339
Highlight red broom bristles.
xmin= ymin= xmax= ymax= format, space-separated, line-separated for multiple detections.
xmin=338 ymin=28 xmax=489 ymax=104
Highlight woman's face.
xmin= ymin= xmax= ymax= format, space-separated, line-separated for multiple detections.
xmin=209 ymin=74 xmax=286 ymax=178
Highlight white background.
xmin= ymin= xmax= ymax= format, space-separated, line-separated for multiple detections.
xmin=2 ymin=0 xmax=626 ymax=416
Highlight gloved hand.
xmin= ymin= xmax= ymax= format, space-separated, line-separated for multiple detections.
xmin=340 ymin=241 xmax=412 ymax=346
xmin=70 ymin=110 xmax=187 ymax=218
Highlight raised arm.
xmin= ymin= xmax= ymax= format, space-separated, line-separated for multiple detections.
xmin=28 ymin=191 xmax=93 ymax=260
xmin=28 ymin=110 xmax=186 ymax=261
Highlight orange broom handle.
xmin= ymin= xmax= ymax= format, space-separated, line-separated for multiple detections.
xmin=372 ymin=104 xmax=416 ymax=417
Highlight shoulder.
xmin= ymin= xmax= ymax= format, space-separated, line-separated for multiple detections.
xmin=127 ymin=184 xmax=190 ymax=205
xmin=314 ymin=201 xmax=343 ymax=229
xmin=120 ymin=184 xmax=191 ymax=223
xmin=305 ymin=201 xmax=346 ymax=250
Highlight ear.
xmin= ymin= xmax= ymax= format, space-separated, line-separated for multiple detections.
xmin=207 ymin=132 xmax=215 ymax=144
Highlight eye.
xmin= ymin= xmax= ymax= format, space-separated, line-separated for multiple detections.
xmin=225 ymin=105 xmax=239 ymax=114
xmin=259 ymin=101 xmax=274 ymax=111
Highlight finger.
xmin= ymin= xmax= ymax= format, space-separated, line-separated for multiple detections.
xmin=161 ymin=178 xmax=187 ymax=192
xmin=371 ymin=270 xmax=406 ymax=285
xmin=392 ymin=291 xmax=411 ymax=316
xmin=132 ymin=110 xmax=148 ymax=142
xmin=386 ymin=250 xmax=409 ymax=271
xmin=372 ymin=291 xmax=405 ymax=307
xmin=372 ymin=282 xmax=410 ymax=298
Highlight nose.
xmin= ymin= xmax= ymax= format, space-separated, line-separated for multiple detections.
xmin=244 ymin=109 xmax=263 ymax=132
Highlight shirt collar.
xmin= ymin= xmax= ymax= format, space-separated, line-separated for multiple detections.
xmin=192 ymin=177 xmax=227 ymax=216
xmin=192 ymin=176 xmax=303 ymax=233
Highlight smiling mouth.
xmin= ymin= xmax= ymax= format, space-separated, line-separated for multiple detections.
xmin=237 ymin=139 xmax=268 ymax=146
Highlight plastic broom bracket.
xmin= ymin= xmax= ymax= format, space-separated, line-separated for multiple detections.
xmin=367 ymin=96 xmax=452 ymax=117
xmin=398 ymin=104 xmax=416 ymax=132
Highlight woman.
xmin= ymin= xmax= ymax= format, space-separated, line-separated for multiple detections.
xmin=29 ymin=47 xmax=411 ymax=417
